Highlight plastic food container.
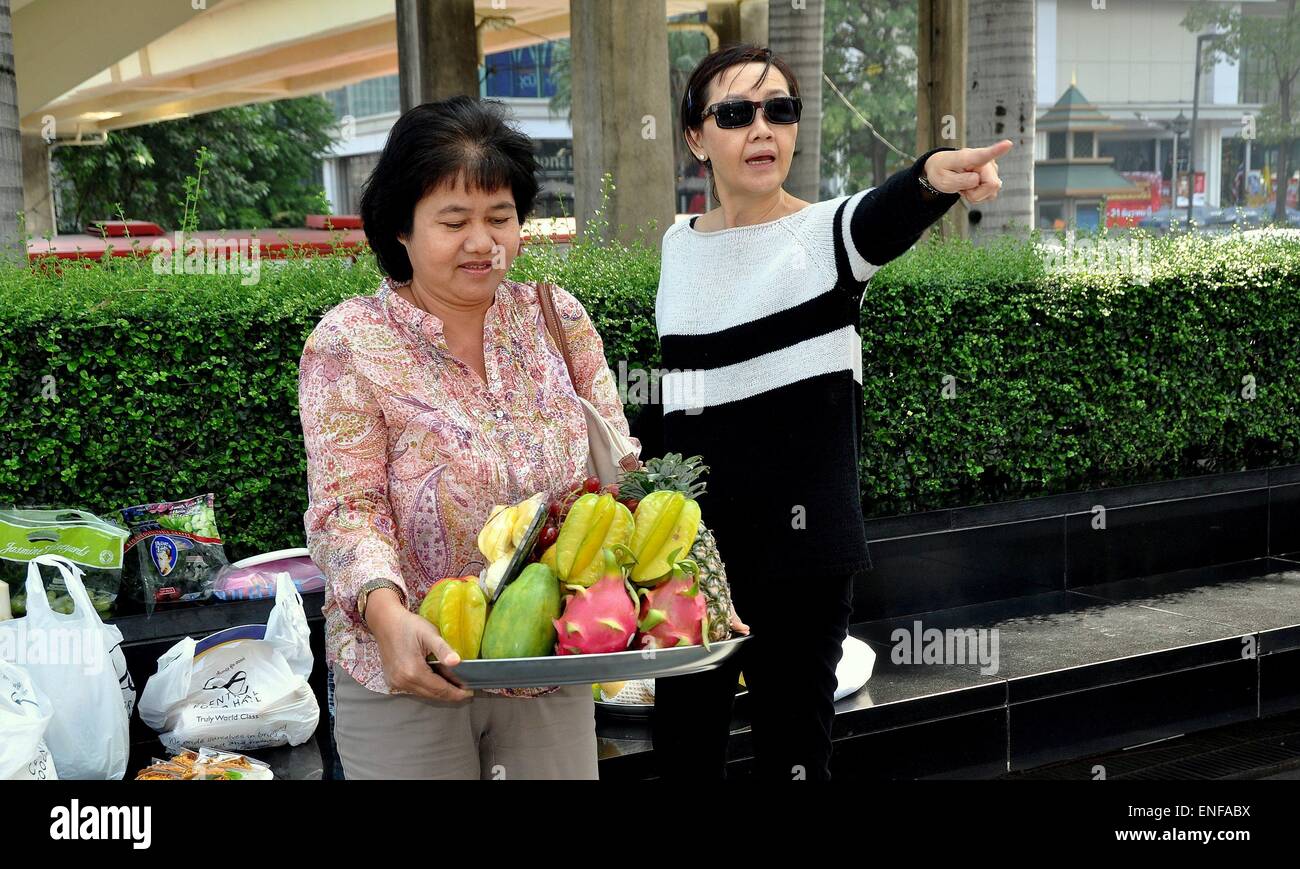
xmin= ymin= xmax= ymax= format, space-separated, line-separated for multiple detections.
xmin=212 ymin=548 xmax=325 ymax=601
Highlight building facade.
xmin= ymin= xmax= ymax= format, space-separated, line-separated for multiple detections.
xmin=1036 ymin=0 xmax=1292 ymax=227
xmin=318 ymin=0 xmax=1296 ymax=227
xmin=320 ymin=42 xmax=577 ymax=218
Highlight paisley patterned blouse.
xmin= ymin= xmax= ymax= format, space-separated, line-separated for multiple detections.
xmin=299 ymin=277 xmax=638 ymax=696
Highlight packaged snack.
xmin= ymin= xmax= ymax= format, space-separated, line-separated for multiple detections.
xmin=134 ymin=757 xmax=189 ymax=781
xmin=0 ymin=508 xmax=128 ymax=617
xmin=119 ymin=494 xmax=229 ymax=612
xmin=135 ymin=748 xmax=272 ymax=780
xmin=190 ymin=747 xmax=273 ymax=781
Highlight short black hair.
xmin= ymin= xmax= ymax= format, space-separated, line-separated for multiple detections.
xmin=359 ymin=96 xmax=540 ymax=281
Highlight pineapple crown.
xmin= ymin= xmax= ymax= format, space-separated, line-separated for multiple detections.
xmin=617 ymin=453 xmax=709 ymax=501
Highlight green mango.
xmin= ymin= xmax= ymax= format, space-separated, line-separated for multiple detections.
xmin=480 ymin=563 xmax=561 ymax=659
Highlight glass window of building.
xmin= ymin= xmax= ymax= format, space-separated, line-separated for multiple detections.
xmin=483 ymin=41 xmax=564 ymax=99
xmin=1048 ymin=132 xmax=1067 ymax=159
xmin=532 ymin=139 xmax=574 ymax=218
xmin=1240 ymin=42 xmax=1277 ymax=105
xmin=1075 ymin=200 xmax=1101 ymax=230
xmin=1038 ymin=201 xmax=1065 ymax=229
xmin=1098 ymin=139 xmax=1154 ymax=172
xmin=323 ymin=75 xmax=400 ymax=120
xmin=1072 ymin=131 xmax=1095 ymax=158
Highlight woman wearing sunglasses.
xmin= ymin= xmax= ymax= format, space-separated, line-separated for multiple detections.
xmin=652 ymin=44 xmax=1011 ymax=780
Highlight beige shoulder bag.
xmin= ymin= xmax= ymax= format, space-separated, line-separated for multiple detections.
xmin=537 ymin=282 xmax=641 ymax=484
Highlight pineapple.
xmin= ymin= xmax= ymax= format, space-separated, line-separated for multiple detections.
xmin=690 ymin=525 xmax=734 ymax=643
xmin=619 ymin=454 xmax=734 ymax=642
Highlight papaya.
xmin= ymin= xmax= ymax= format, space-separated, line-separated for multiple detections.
xmin=481 ymin=563 xmax=562 ymax=659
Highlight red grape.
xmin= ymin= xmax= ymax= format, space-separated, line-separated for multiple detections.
xmin=583 ymin=476 xmax=600 ymax=494
xmin=625 ymin=499 xmax=640 ymax=513
xmin=540 ymin=526 xmax=559 ymax=548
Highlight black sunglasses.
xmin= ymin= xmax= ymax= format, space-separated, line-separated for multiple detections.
xmin=702 ymin=96 xmax=803 ymax=129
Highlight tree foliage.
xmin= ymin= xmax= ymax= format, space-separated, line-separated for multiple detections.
xmin=821 ymin=0 xmax=919 ymax=194
xmin=51 ymin=96 xmax=338 ymax=234
xmin=1184 ymin=0 xmax=1300 ymax=219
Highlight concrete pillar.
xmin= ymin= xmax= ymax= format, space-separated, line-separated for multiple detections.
xmin=917 ymin=0 xmax=968 ymax=239
xmin=570 ymin=0 xmax=676 ymax=247
xmin=396 ymin=0 xmax=479 ymax=112
xmin=740 ymin=0 xmax=769 ymax=46
xmin=705 ymin=1 xmax=768 ymax=50
xmin=768 ymin=0 xmax=824 ymax=202
xmin=708 ymin=2 xmax=740 ymax=47
xmin=21 ymin=134 xmax=53 ymax=237
xmin=967 ymin=0 xmax=1034 ymax=241
xmin=0 ymin=0 xmax=21 ymax=258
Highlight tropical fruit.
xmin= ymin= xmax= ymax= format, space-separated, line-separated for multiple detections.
xmin=553 ymin=549 xmax=639 ymax=655
xmin=689 ymin=526 xmax=733 ymax=642
xmin=418 ymin=577 xmax=486 ymax=660
xmin=540 ymin=542 xmax=558 ymax=572
xmin=554 ymin=493 xmax=634 ymax=587
xmin=620 ymin=454 xmax=733 ymax=639
xmin=637 ymin=559 xmax=708 ymax=650
xmin=417 ymin=576 xmax=458 ymax=624
xmin=478 ymin=493 xmax=546 ymax=596
xmin=481 ymin=563 xmax=562 ymax=659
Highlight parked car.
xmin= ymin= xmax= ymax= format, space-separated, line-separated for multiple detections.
xmin=1136 ymin=206 xmax=1213 ymax=233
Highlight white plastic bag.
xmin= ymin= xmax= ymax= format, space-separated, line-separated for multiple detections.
xmin=834 ymin=635 xmax=876 ymax=701
xmin=139 ymin=574 xmax=319 ymax=753
xmin=0 ymin=659 xmax=59 ymax=780
xmin=0 ymin=555 xmax=132 ymax=779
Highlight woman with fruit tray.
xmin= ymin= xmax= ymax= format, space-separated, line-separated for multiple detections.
xmin=298 ymin=96 xmax=639 ymax=780
xmin=652 ymin=44 xmax=1010 ymax=780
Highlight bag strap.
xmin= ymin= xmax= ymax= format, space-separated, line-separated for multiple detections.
xmin=537 ymin=282 xmax=579 ymax=391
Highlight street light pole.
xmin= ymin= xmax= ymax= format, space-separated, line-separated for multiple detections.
xmin=1187 ymin=33 xmax=1221 ymax=227
xmin=1169 ymin=110 xmax=1188 ymax=216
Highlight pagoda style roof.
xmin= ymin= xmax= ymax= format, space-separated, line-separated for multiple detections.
xmin=1036 ymin=161 xmax=1143 ymax=198
xmin=1038 ymin=83 xmax=1126 ymax=133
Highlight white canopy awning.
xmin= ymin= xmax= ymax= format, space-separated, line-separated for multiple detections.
xmin=14 ymin=0 xmax=710 ymax=137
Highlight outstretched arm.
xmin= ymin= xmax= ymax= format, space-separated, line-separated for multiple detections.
xmin=845 ymin=139 xmax=1014 ymax=270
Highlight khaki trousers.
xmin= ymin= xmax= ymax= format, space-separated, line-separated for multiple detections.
xmin=332 ymin=665 xmax=599 ymax=780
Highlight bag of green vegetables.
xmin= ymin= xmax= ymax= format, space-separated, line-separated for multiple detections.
xmin=119 ymin=493 xmax=229 ymax=613
xmin=0 ymin=508 xmax=129 ymax=617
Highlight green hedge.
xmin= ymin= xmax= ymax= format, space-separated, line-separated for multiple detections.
xmin=1 ymin=228 xmax=1297 ymax=560
xmin=858 ymin=231 xmax=1300 ymax=513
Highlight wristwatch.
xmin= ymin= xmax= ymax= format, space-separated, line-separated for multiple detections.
xmin=357 ymin=579 xmax=406 ymax=626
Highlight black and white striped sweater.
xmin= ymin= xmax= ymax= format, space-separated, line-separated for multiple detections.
xmin=655 ymin=147 xmax=961 ymax=577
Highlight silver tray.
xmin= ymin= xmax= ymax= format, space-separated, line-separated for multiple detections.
xmin=432 ymin=635 xmax=750 ymax=690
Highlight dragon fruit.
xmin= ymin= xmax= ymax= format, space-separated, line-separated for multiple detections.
xmin=553 ymin=549 xmax=639 ymax=655
xmin=636 ymin=554 xmax=709 ymax=650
